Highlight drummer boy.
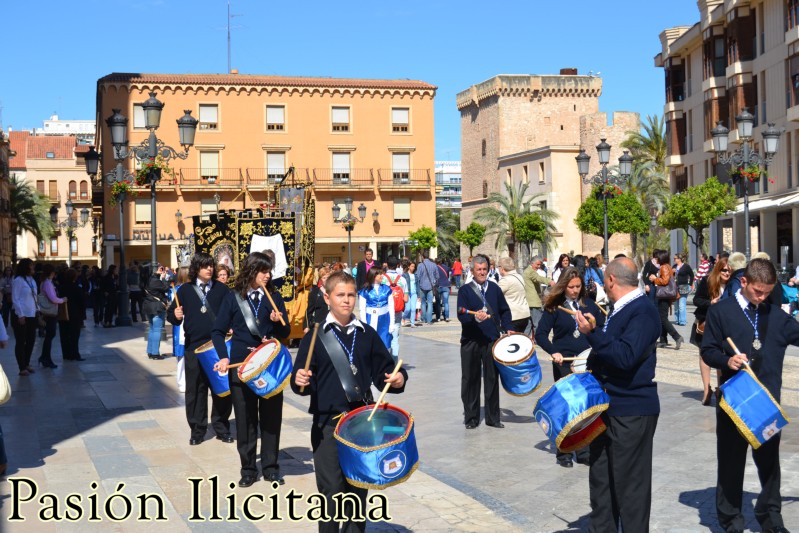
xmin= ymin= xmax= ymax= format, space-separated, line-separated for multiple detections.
xmin=292 ymin=270 xmax=407 ymax=533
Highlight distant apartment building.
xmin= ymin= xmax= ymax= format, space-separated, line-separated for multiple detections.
xmin=457 ymin=70 xmax=638 ymax=262
xmin=656 ymin=0 xmax=799 ymax=265
xmin=94 ymin=73 xmax=437 ymax=266
xmin=34 ymin=114 xmax=96 ymax=144
xmin=435 ymin=161 xmax=462 ymax=210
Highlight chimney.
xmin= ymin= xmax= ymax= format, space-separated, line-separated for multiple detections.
xmin=559 ymin=68 xmax=578 ymax=75
xmin=230 ymin=69 xmax=239 ymax=74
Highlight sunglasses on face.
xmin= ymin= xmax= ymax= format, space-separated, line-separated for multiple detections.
xmin=720 ymin=268 xmax=731 ymax=273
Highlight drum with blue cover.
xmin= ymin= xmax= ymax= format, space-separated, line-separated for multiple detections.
xmin=194 ymin=335 xmax=232 ymax=398
xmin=720 ymin=365 xmax=790 ymax=449
xmin=237 ymin=338 xmax=293 ymax=399
xmin=492 ymin=332 xmax=542 ymax=396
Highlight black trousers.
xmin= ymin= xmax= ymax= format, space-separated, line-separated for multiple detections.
xmin=715 ymin=406 xmax=784 ymax=531
xmin=129 ymin=291 xmax=143 ymax=321
xmin=657 ymin=299 xmax=680 ymax=343
xmin=460 ymin=340 xmax=500 ymax=426
xmin=311 ymin=422 xmax=368 ymax=533
xmin=185 ymin=352 xmax=232 ymax=439
xmin=104 ymin=292 xmax=117 ymax=325
xmin=58 ymin=320 xmax=81 ymax=360
xmin=92 ymin=292 xmax=104 ymax=325
xmin=509 ymin=317 xmax=530 ymax=334
xmin=588 ymin=414 xmax=658 ymax=532
xmin=40 ymin=316 xmax=58 ymax=365
xmin=551 ymin=360 xmax=589 ymax=463
xmin=12 ymin=316 xmax=38 ymax=371
xmin=229 ymin=373 xmax=282 ymax=477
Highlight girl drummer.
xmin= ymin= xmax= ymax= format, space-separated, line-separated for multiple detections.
xmin=535 ymin=267 xmax=605 ymax=468
xmin=211 ymin=252 xmax=291 ymax=488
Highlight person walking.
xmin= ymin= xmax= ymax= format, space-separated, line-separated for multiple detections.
xmin=649 ymin=250 xmax=684 ymax=350
xmin=38 ymin=264 xmax=64 ymax=369
xmin=58 ymin=268 xmax=86 ymax=362
xmin=434 ymin=258 xmax=451 ymax=322
xmin=11 ymin=259 xmax=39 ymax=376
xmin=497 ymin=257 xmax=530 ymax=333
xmin=674 ymin=253 xmax=695 ymax=326
xmin=143 ymin=264 xmax=170 ymax=360
xmin=417 ymin=252 xmax=438 ymax=324
xmin=401 ymin=260 xmax=418 ymax=328
xmin=452 ymin=258 xmax=463 ymax=289
xmin=127 ymin=263 xmax=143 ymax=322
xmin=523 ymin=256 xmax=554 ymax=334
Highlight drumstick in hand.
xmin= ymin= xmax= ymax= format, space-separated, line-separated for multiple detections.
xmin=457 ymin=307 xmax=491 ymax=318
xmin=172 ymin=283 xmax=181 ymax=308
xmin=726 ymin=337 xmax=741 ymax=354
xmin=561 ymin=356 xmax=589 ymax=361
xmin=300 ymin=323 xmax=320 ymax=393
xmin=558 ymin=306 xmax=576 ymax=315
xmin=261 ymin=283 xmax=286 ymax=326
xmin=368 ymin=359 xmax=403 ymax=422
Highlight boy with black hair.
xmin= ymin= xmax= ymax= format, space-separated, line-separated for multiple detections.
xmin=292 ymin=270 xmax=407 ymax=533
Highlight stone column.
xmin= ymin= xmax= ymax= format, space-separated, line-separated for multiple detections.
xmin=760 ymin=210 xmax=777 ymax=259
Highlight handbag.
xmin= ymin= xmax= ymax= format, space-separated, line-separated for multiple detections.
xmin=37 ymin=293 xmax=58 ymax=317
xmin=0 ymin=363 xmax=11 ymax=405
xmin=695 ymin=320 xmax=705 ymax=335
xmin=655 ymin=275 xmax=678 ymax=300
xmin=678 ymin=284 xmax=692 ymax=296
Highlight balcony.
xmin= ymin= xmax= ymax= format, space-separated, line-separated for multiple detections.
xmin=130 ymin=174 xmax=178 ymax=190
xmin=312 ymin=168 xmax=374 ymax=190
xmin=377 ymin=169 xmax=431 ymax=191
xmin=179 ymin=168 xmax=243 ymax=190
xmin=246 ymin=168 xmax=310 ymax=188
xmin=789 ymin=104 xmax=799 ymax=123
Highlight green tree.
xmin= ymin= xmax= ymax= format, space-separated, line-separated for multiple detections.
xmin=659 ymin=176 xmax=737 ymax=257
xmin=623 ymin=161 xmax=670 ymax=262
xmin=454 ymin=222 xmax=486 ymax=256
xmin=473 ymin=181 xmax=557 ymax=259
xmin=436 ymin=208 xmax=460 ymax=259
xmin=574 ymin=189 xmax=649 ymax=256
xmin=407 ymin=225 xmax=438 ymax=257
xmin=514 ymin=212 xmax=548 ymax=261
xmin=10 ymin=175 xmax=54 ymax=264
xmin=621 ymin=114 xmax=667 ymax=170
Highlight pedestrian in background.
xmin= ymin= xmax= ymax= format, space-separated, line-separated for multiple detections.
xmin=674 ymin=253 xmax=695 ymax=327
xmin=12 ymin=258 xmax=38 ymax=376
xmin=38 ymin=263 xmax=64 ymax=369
xmin=143 ymin=264 xmax=170 ymax=360
xmin=523 ymin=256 xmax=554 ymax=334
xmin=58 ymin=268 xmax=86 ymax=362
xmin=497 ymin=257 xmax=530 ymax=333
xmin=128 ymin=263 xmax=143 ymax=322
xmin=0 ymin=267 xmax=13 ymax=328
xmin=452 ymin=257 xmax=463 ymax=289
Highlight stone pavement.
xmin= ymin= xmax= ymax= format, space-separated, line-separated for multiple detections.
xmin=0 ymin=294 xmax=798 ymax=532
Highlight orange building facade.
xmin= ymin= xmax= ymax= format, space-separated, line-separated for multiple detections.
xmin=95 ymin=73 xmax=437 ymax=268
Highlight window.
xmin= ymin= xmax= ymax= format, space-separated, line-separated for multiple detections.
xmin=506 ymin=169 xmax=512 ymax=185
xmin=50 ymin=238 xmax=58 ymax=255
xmin=134 ymin=199 xmax=152 ymax=224
xmin=393 ymin=198 xmax=411 ymax=223
xmin=481 ymin=139 xmax=486 ymax=157
xmin=38 ymin=241 xmax=46 ymax=256
xmin=36 ymin=180 xmax=45 ymax=195
xmin=522 ymin=165 xmax=529 ymax=184
xmin=80 ymin=181 xmax=89 ymax=200
xmin=392 ymin=153 xmax=410 ymax=183
xmin=266 ymin=105 xmax=285 ymax=131
xmin=200 ymin=198 xmax=217 ymax=221
xmin=539 ymin=162 xmax=545 ymax=183
xmin=69 ymin=180 xmax=77 ymax=199
xmin=789 ymin=0 xmax=799 ymax=31
xmin=482 ymin=180 xmax=488 ymax=198
xmin=49 ymin=181 xmax=57 ymax=200
xmin=332 ymin=152 xmax=351 ymax=183
xmin=46 ymin=152 xmax=55 ymax=159
xmin=70 ymin=237 xmax=77 ymax=254
xmin=199 ymin=104 xmax=219 ymax=130
xmin=200 ymin=151 xmax=220 ymax=179
xmin=133 ymin=104 xmax=145 ymax=129
xmin=703 ymin=31 xmax=726 ymax=79
xmin=266 ymin=152 xmax=286 ymax=183
xmin=332 ymin=107 xmax=350 ymax=132
xmin=392 ymin=107 xmax=409 ymax=132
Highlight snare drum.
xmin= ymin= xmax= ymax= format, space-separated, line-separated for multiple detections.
xmin=334 ymin=404 xmax=419 ymax=490
xmin=571 ymin=347 xmax=591 ymax=373
xmin=194 ymin=335 xmax=233 ymax=398
xmin=237 ymin=338 xmax=293 ymax=399
xmin=533 ymin=372 xmax=610 ymax=452
xmin=492 ymin=332 xmax=542 ymax=396
xmin=719 ymin=365 xmax=790 ymax=449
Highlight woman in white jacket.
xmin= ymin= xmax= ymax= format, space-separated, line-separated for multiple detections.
xmin=11 ymin=259 xmax=38 ymax=376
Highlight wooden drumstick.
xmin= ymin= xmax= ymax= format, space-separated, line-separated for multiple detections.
xmin=368 ymin=359 xmax=403 ymax=422
xmin=597 ymin=305 xmax=609 ymax=316
xmin=559 ymin=305 xmax=596 ymax=325
xmin=227 ymin=362 xmax=244 ymax=369
xmin=300 ymin=323 xmax=320 ymax=393
xmin=560 ymin=356 xmax=589 ymax=361
xmin=457 ymin=307 xmax=491 ymax=318
xmin=726 ymin=337 xmax=741 ymax=354
xmin=261 ymin=283 xmax=286 ymax=326
xmin=172 ymin=283 xmax=181 ymax=308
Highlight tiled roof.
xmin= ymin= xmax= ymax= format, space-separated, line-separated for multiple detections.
xmin=26 ymin=136 xmax=76 ymax=160
xmin=8 ymin=131 xmax=29 ymax=168
xmin=99 ymin=72 xmax=437 ymax=91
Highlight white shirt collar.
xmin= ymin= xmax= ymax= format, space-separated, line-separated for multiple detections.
xmin=247 ymin=287 xmax=264 ymax=297
xmin=324 ymin=313 xmax=365 ymax=334
xmin=734 ymin=289 xmax=753 ymax=311
xmin=196 ymin=279 xmax=213 ymax=288
xmin=612 ymin=288 xmax=644 ymax=312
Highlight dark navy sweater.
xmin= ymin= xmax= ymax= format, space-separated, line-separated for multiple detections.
xmin=456 ymin=281 xmax=512 ymax=344
xmin=535 ymin=298 xmax=606 ymax=357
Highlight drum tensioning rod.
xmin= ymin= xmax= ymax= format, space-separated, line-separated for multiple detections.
xmin=368 ymin=359 xmax=403 ymax=422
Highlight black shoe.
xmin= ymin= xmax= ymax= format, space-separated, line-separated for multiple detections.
xmin=702 ymin=386 xmax=713 ymax=406
xmin=264 ymin=472 xmax=285 ymax=485
xmin=465 ymin=421 xmax=479 ymax=429
xmin=657 ymin=342 xmax=668 ymax=348
xmin=238 ymin=475 xmax=257 ymax=488
xmin=486 ymin=422 xmax=505 ymax=428
xmin=189 ymin=437 xmax=203 ymax=446
xmin=215 ymin=433 xmax=234 ymax=443
xmin=764 ymin=527 xmax=790 ymax=533
xmin=557 ymin=457 xmax=574 ymax=468
xmin=575 ymin=455 xmax=590 ymax=465
xmin=148 ymin=354 xmax=164 ymax=360
xmin=675 ymin=337 xmax=683 ymax=350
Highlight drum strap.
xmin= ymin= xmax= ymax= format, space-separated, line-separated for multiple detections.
xmin=317 ymin=326 xmax=370 ymax=405
xmin=234 ymin=293 xmax=263 ymax=339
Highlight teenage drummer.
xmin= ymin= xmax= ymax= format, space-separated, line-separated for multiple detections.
xmin=292 ymin=270 xmax=407 ymax=533
xmin=167 ymin=252 xmax=234 ymax=446
xmin=535 ymin=267 xmax=605 ymax=468
xmin=211 ymin=252 xmax=291 ymax=488
xmin=701 ymin=258 xmax=799 ymax=533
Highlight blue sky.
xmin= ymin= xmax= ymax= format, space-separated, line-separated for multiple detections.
xmin=2 ymin=0 xmax=697 ymax=160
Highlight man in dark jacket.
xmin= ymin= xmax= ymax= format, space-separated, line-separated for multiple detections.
xmin=143 ymin=265 xmax=170 ymax=360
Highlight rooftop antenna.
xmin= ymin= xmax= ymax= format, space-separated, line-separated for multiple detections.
xmin=227 ymin=0 xmax=243 ymax=73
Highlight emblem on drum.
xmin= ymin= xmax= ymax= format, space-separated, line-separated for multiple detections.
xmin=379 ymin=450 xmax=407 ymax=479
xmin=763 ymin=420 xmax=780 ymax=440
xmin=520 ymin=373 xmax=531 ymax=383
xmin=254 ymin=377 xmax=269 ymax=389
xmin=535 ymin=411 xmax=552 ymax=436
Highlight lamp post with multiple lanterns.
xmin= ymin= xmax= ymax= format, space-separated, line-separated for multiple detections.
xmin=332 ymin=197 xmax=379 ymax=267
xmin=49 ymin=199 xmax=90 ymax=267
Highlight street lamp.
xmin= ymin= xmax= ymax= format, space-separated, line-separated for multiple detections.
xmin=711 ymin=108 xmax=782 ymax=260
xmin=575 ymin=139 xmax=633 ymax=262
xmin=332 ymin=197 xmax=374 ymax=266
xmin=213 ymin=192 xmax=221 ymax=214
xmin=50 ymin=199 xmax=90 ymax=267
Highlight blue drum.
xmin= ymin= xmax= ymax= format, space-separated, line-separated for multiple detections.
xmin=720 ymin=365 xmax=790 ymax=449
xmin=334 ymin=404 xmax=419 ymax=490
xmin=194 ymin=335 xmax=232 ymax=398
xmin=534 ymin=372 xmax=609 ymax=453
xmin=492 ymin=333 xmax=542 ymax=396
xmin=237 ymin=339 xmax=293 ymax=399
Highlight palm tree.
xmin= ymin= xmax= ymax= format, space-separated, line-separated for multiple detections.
xmin=10 ymin=175 xmax=54 ymax=264
xmin=473 ymin=181 xmax=558 ymax=261
xmin=435 ymin=208 xmax=460 ymax=259
xmin=621 ymin=114 xmax=667 ymax=170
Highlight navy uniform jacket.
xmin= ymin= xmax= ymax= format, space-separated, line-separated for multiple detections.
xmin=701 ymin=296 xmax=799 ymax=402
xmin=535 ymin=298 xmax=606 ymax=357
xmin=456 ymin=280 xmax=512 ymax=344
xmin=211 ymin=289 xmax=291 ymax=364
xmin=166 ymin=280 xmax=230 ymax=352
xmin=585 ymin=291 xmax=660 ymax=416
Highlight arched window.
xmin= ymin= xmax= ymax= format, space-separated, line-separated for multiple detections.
xmin=80 ymin=181 xmax=89 ymax=200
xmin=68 ymin=180 xmax=77 ymax=199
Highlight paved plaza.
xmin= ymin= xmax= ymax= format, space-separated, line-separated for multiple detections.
xmin=2 ymin=293 xmax=799 ymax=532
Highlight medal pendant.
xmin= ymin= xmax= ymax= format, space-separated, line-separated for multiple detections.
xmin=350 ymin=363 xmax=358 ymax=375
xmin=753 ymin=338 xmax=762 ymax=351
xmin=573 ymin=329 xmax=581 ymax=339
xmin=200 ymin=306 xmax=207 ymax=314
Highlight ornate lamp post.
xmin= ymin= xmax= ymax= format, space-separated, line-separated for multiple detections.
xmin=332 ymin=197 xmax=370 ymax=267
xmin=576 ymin=139 xmax=633 ymax=262
xmin=710 ymin=108 xmax=781 ymax=261
xmin=49 ymin=199 xmax=90 ymax=267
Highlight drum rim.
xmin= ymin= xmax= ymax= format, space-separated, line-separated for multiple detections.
xmin=194 ymin=334 xmax=233 ymax=354
xmin=238 ymin=339 xmax=285 ymax=380
xmin=492 ymin=332 xmax=535 ymax=366
xmin=334 ymin=403 xmax=414 ymax=452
